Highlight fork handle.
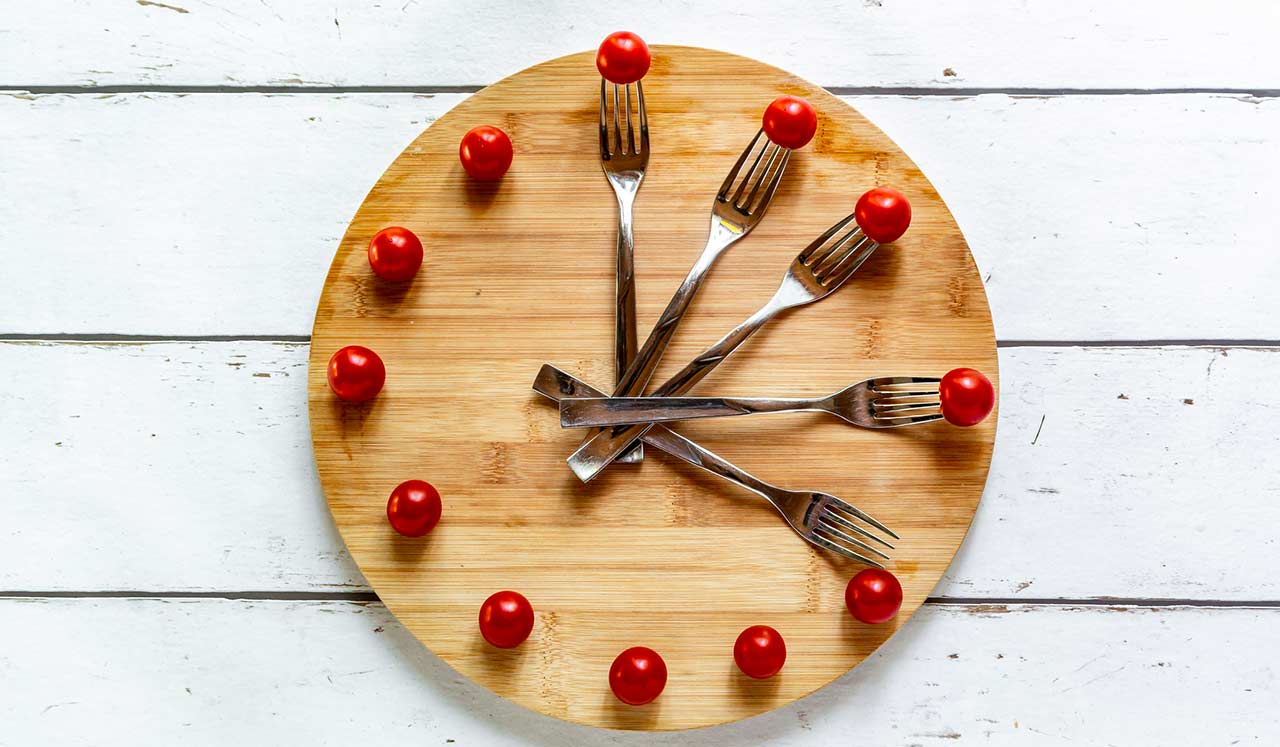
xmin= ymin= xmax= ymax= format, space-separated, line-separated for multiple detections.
xmin=610 ymin=215 xmax=742 ymax=398
xmin=532 ymin=365 xmax=782 ymax=500
xmin=560 ymin=395 xmax=821 ymax=428
xmin=613 ymin=192 xmax=643 ymax=463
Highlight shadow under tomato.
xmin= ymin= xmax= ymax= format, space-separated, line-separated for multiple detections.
xmin=470 ymin=630 xmax=528 ymax=681
xmin=463 ymin=171 xmax=504 ymax=209
xmin=599 ymin=688 xmax=661 ymax=730
xmin=729 ymin=660 xmax=782 ymax=705
xmin=388 ymin=526 xmax=436 ymax=563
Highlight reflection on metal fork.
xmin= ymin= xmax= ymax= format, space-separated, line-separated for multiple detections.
xmin=531 ymin=364 xmax=897 ymax=567
xmin=599 ymin=78 xmax=650 ymax=463
xmin=565 ymin=213 xmax=881 ymax=483
xmin=559 ymin=376 xmax=945 ymax=429
xmin=569 ymin=128 xmax=793 ymax=457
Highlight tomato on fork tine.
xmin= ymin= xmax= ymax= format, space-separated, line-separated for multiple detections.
xmin=596 ymin=31 xmax=651 ymax=85
xmin=762 ymin=95 xmax=818 ymax=150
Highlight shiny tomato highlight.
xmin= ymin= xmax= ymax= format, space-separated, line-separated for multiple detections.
xmin=845 ymin=568 xmax=903 ymax=624
xmin=596 ymin=31 xmax=651 ymax=85
xmin=386 ymin=479 xmax=441 ymax=537
xmin=326 ymin=345 xmax=385 ymax=402
xmin=609 ymin=646 xmax=667 ymax=705
xmin=459 ymin=125 xmax=513 ymax=181
xmin=940 ymin=367 xmax=995 ymax=426
xmin=478 ymin=590 xmax=535 ymax=648
xmin=854 ymin=187 xmax=912 ymax=244
xmin=762 ymin=95 xmax=817 ymax=150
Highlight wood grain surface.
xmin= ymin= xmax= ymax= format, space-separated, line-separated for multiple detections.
xmin=307 ymin=46 xmax=997 ymax=729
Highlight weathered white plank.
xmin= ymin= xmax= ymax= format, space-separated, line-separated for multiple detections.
xmin=2 ymin=92 xmax=1278 ymax=339
xmin=4 ymin=1 xmax=1278 ymax=89
xmin=1 ymin=599 xmax=1273 ymax=744
xmin=3 ymin=341 xmax=1278 ymax=598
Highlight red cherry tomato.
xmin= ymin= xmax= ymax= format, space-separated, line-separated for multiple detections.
xmin=855 ymin=187 xmax=912 ymax=244
xmin=386 ymin=479 xmax=441 ymax=537
xmin=733 ymin=625 xmax=786 ymax=679
xmin=478 ymin=590 xmax=535 ymax=648
xmin=596 ymin=31 xmax=651 ymax=85
xmin=762 ymin=95 xmax=818 ymax=150
xmin=326 ymin=345 xmax=385 ymax=402
xmin=609 ymin=646 xmax=667 ymax=705
xmin=459 ymin=125 xmax=513 ymax=181
xmin=845 ymin=568 xmax=903 ymax=624
xmin=939 ymin=367 xmax=995 ymax=426
xmin=367 ymin=226 xmax=423 ymax=282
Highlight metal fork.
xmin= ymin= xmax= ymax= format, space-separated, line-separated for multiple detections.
xmin=565 ymin=212 xmax=882 ymax=482
xmin=560 ymin=377 xmax=945 ymax=429
xmin=532 ymin=364 xmax=897 ymax=567
xmin=571 ymin=128 xmax=792 ymax=454
xmin=599 ymin=78 xmax=649 ymax=463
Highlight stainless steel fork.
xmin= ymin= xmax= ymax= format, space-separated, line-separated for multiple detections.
xmin=569 ymin=128 xmax=793 ymax=456
xmin=532 ymin=364 xmax=897 ymax=567
xmin=599 ymin=79 xmax=649 ymax=463
xmin=566 ymin=212 xmax=882 ymax=482
xmin=560 ymin=376 xmax=945 ymax=429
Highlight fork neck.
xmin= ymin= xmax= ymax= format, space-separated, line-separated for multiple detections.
xmin=705 ymin=212 xmax=746 ymax=258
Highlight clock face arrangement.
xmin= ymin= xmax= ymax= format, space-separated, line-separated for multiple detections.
xmin=308 ymin=44 xmax=998 ymax=731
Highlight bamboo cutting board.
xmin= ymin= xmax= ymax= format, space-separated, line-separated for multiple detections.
xmin=308 ymin=46 xmax=997 ymax=730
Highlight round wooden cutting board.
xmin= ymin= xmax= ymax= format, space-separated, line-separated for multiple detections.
xmin=308 ymin=46 xmax=997 ymax=730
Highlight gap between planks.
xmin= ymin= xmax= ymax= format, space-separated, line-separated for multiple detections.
xmin=3 ymin=591 xmax=1279 ymax=609
xmin=1 ymin=334 xmax=1277 ymax=348
xmin=3 ymin=85 xmax=1280 ymax=97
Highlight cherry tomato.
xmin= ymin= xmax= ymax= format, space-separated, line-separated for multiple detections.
xmin=596 ymin=31 xmax=651 ymax=85
xmin=855 ymin=187 xmax=912 ymax=244
xmin=386 ymin=479 xmax=441 ymax=537
xmin=845 ymin=568 xmax=903 ymax=624
xmin=762 ymin=95 xmax=818 ymax=150
xmin=367 ymin=226 xmax=423 ymax=282
xmin=609 ymin=646 xmax=667 ymax=705
xmin=733 ymin=625 xmax=786 ymax=679
xmin=459 ymin=125 xmax=513 ymax=181
xmin=478 ymin=590 xmax=534 ymax=648
xmin=326 ymin=345 xmax=385 ymax=402
xmin=940 ymin=367 xmax=995 ymax=426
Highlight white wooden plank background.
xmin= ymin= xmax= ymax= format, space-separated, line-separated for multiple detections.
xmin=2 ymin=599 xmax=1272 ymax=746
xmin=5 ymin=1 xmax=1279 ymax=90
xmin=3 ymin=0 xmax=1278 ymax=743
xmin=3 ymin=341 xmax=1277 ymax=599
xmin=2 ymin=92 xmax=1278 ymax=340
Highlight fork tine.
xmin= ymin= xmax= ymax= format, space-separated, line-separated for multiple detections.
xmin=815 ymin=519 xmax=891 ymax=560
xmin=730 ymin=139 xmax=772 ymax=207
xmin=824 ymin=498 xmax=900 ymax=541
xmin=636 ymin=80 xmax=648 ymax=142
xmin=717 ymin=129 xmax=764 ymax=200
xmin=814 ymin=233 xmax=872 ymax=279
xmin=624 ymin=84 xmax=636 ymax=155
xmin=819 ymin=236 xmax=878 ymax=286
xmin=873 ymin=413 xmax=946 ymax=427
xmin=598 ymin=78 xmax=610 ymax=157
xmin=750 ymin=148 xmax=790 ymax=216
xmin=821 ymin=509 xmax=896 ymax=549
xmin=807 ymin=533 xmax=885 ymax=569
xmin=873 ymin=393 xmax=940 ymax=405
xmin=799 ymin=214 xmax=859 ymax=262
xmin=871 ymin=376 xmax=942 ymax=388
xmin=809 ymin=225 xmax=864 ymax=271
xmin=739 ymin=144 xmax=782 ymax=211
xmin=874 ymin=400 xmax=941 ymax=412
xmin=611 ymin=84 xmax=623 ymax=155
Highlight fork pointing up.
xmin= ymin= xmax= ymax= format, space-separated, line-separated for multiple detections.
xmin=565 ymin=204 xmax=906 ymax=482
xmin=599 ymin=78 xmax=649 ymax=462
